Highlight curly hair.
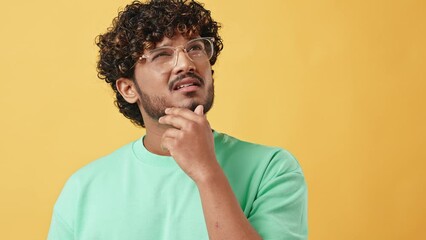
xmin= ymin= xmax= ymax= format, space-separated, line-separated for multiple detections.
xmin=96 ymin=0 xmax=223 ymax=127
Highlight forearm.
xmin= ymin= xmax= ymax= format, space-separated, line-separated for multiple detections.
xmin=159 ymin=107 xmax=261 ymax=238
xmin=196 ymin=164 xmax=262 ymax=240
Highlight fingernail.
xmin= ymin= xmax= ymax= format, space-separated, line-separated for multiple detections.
xmin=165 ymin=108 xmax=171 ymax=113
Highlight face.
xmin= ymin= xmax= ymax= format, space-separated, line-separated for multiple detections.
xmin=133 ymin=34 xmax=215 ymax=122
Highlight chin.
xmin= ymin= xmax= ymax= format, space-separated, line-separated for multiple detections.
xmin=188 ymin=102 xmax=200 ymax=112
xmin=176 ymin=100 xmax=200 ymax=112
xmin=175 ymin=87 xmax=214 ymax=113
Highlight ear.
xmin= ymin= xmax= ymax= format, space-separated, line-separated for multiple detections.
xmin=116 ymin=78 xmax=139 ymax=104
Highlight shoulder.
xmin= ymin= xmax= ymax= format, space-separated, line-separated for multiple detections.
xmin=56 ymin=138 xmax=138 ymax=200
xmin=71 ymin=139 xmax=136 ymax=180
xmin=214 ymin=131 xmax=302 ymax=173
xmin=53 ymin=139 xmax=137 ymax=203
xmin=51 ymin=139 xmax=138 ymax=231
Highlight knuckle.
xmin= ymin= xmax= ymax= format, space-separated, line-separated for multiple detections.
xmin=161 ymin=116 xmax=170 ymax=123
xmin=198 ymin=117 xmax=207 ymax=124
xmin=186 ymin=121 xmax=196 ymax=130
xmin=176 ymin=131 xmax=184 ymax=140
xmin=171 ymin=108 xmax=181 ymax=114
xmin=196 ymin=117 xmax=208 ymax=127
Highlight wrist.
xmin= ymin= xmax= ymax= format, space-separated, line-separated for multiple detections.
xmin=193 ymin=162 xmax=227 ymax=187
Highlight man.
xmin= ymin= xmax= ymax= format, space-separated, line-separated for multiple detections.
xmin=48 ymin=0 xmax=307 ymax=239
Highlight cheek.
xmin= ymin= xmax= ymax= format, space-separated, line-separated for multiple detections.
xmin=134 ymin=69 xmax=171 ymax=91
xmin=197 ymin=63 xmax=213 ymax=79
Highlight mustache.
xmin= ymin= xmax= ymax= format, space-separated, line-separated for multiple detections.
xmin=168 ymin=72 xmax=204 ymax=91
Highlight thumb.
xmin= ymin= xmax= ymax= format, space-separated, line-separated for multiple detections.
xmin=194 ymin=105 xmax=204 ymax=116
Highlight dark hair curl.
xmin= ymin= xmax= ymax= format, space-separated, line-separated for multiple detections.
xmin=96 ymin=0 xmax=223 ymax=127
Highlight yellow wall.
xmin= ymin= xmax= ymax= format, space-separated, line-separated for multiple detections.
xmin=1 ymin=0 xmax=425 ymax=239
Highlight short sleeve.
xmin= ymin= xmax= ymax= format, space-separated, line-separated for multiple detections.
xmin=248 ymin=150 xmax=308 ymax=240
xmin=47 ymin=211 xmax=74 ymax=240
xmin=47 ymin=175 xmax=80 ymax=240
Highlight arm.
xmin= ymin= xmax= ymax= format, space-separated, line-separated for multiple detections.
xmin=159 ymin=105 xmax=262 ymax=240
xmin=196 ymin=166 xmax=262 ymax=239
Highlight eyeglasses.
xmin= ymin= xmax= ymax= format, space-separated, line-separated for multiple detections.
xmin=136 ymin=37 xmax=215 ymax=73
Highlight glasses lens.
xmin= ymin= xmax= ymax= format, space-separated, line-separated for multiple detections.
xmin=186 ymin=38 xmax=214 ymax=61
xmin=145 ymin=47 xmax=176 ymax=73
xmin=148 ymin=48 xmax=175 ymax=64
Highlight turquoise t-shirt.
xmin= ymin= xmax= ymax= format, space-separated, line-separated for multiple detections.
xmin=48 ymin=131 xmax=307 ymax=239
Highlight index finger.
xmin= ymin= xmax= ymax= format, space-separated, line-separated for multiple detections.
xmin=165 ymin=106 xmax=204 ymax=120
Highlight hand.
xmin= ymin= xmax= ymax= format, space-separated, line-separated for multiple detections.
xmin=158 ymin=105 xmax=219 ymax=182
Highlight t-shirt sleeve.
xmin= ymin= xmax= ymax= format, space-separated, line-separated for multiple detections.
xmin=47 ymin=211 xmax=74 ymax=240
xmin=248 ymin=149 xmax=308 ymax=240
xmin=47 ymin=175 xmax=80 ymax=240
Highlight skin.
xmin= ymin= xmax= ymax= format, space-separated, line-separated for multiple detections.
xmin=116 ymin=34 xmax=262 ymax=240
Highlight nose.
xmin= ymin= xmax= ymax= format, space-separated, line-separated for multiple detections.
xmin=172 ymin=48 xmax=196 ymax=75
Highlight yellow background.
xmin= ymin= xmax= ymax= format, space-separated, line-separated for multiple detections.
xmin=1 ymin=0 xmax=425 ymax=239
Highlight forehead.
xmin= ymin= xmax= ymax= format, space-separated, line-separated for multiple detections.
xmin=143 ymin=31 xmax=201 ymax=51
xmin=155 ymin=34 xmax=201 ymax=48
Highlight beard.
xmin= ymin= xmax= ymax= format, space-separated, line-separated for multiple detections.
xmin=135 ymin=80 xmax=215 ymax=121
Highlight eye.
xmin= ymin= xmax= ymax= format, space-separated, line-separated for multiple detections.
xmin=150 ymin=48 xmax=174 ymax=61
xmin=187 ymin=42 xmax=205 ymax=52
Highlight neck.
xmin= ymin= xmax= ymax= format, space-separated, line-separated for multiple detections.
xmin=143 ymin=119 xmax=171 ymax=156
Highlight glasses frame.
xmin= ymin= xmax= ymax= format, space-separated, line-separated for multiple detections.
xmin=136 ymin=37 xmax=215 ymax=71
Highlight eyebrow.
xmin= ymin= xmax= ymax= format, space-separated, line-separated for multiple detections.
xmin=155 ymin=36 xmax=201 ymax=48
xmin=157 ymin=42 xmax=172 ymax=48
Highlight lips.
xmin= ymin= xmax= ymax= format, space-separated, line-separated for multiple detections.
xmin=172 ymin=77 xmax=202 ymax=91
